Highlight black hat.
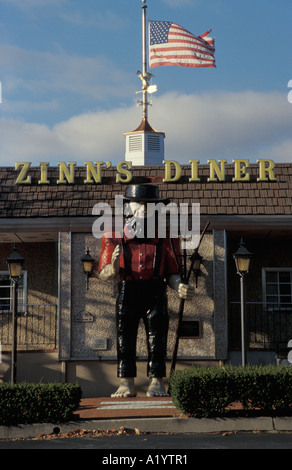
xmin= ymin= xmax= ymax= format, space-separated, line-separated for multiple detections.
xmin=123 ymin=184 xmax=170 ymax=203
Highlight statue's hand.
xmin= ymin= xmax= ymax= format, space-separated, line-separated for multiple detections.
xmin=99 ymin=245 xmax=121 ymax=281
xmin=178 ymin=283 xmax=195 ymax=300
xmin=167 ymin=274 xmax=195 ymax=301
xmin=111 ymin=245 xmax=121 ymax=274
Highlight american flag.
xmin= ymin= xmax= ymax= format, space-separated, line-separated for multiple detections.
xmin=149 ymin=21 xmax=216 ymax=69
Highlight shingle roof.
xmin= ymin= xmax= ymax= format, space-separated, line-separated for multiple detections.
xmin=0 ymin=163 xmax=291 ymax=218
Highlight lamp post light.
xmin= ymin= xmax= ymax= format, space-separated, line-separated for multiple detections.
xmin=6 ymin=245 xmax=25 ymax=385
xmin=81 ymin=248 xmax=94 ymax=290
xmin=233 ymin=238 xmax=253 ymax=367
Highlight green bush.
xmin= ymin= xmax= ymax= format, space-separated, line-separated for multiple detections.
xmin=169 ymin=364 xmax=292 ymax=418
xmin=0 ymin=383 xmax=82 ymax=426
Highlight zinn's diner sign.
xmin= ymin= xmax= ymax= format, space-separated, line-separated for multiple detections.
xmin=14 ymin=159 xmax=277 ymax=185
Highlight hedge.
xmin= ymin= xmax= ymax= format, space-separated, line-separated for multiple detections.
xmin=169 ymin=364 xmax=292 ymax=418
xmin=0 ymin=383 xmax=82 ymax=426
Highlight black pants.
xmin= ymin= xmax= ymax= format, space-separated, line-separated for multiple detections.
xmin=116 ymin=280 xmax=169 ymax=378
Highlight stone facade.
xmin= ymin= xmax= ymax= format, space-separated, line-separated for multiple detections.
xmin=1 ymin=161 xmax=292 ymax=395
xmin=58 ymin=231 xmax=224 ymax=362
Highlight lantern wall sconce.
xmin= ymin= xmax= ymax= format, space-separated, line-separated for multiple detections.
xmin=81 ymin=248 xmax=95 ymax=290
xmin=6 ymin=244 xmax=25 ymax=281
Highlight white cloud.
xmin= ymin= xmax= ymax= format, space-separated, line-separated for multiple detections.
xmin=0 ymin=90 xmax=291 ymax=166
xmin=0 ymin=107 xmax=138 ymax=165
xmin=257 ymin=140 xmax=292 ymax=163
xmin=1 ymin=99 xmax=60 ymax=115
xmin=0 ymin=44 xmax=136 ymax=106
xmin=53 ymin=107 xmax=138 ymax=160
xmin=150 ymin=91 xmax=292 ymax=162
xmin=0 ymin=118 xmax=58 ymax=165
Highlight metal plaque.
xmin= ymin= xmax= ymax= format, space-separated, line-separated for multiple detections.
xmin=93 ymin=338 xmax=108 ymax=351
xmin=74 ymin=311 xmax=95 ymax=323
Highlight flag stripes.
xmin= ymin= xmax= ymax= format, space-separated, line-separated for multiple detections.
xmin=149 ymin=21 xmax=216 ymax=69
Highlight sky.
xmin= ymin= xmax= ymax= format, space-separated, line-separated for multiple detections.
xmin=0 ymin=0 xmax=292 ymax=167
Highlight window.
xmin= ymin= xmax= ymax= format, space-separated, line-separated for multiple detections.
xmin=0 ymin=271 xmax=27 ymax=312
xmin=262 ymin=268 xmax=292 ymax=307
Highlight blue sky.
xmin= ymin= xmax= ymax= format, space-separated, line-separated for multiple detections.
xmin=0 ymin=0 xmax=292 ymax=166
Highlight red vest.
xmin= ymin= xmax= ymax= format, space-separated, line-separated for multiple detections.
xmin=98 ymin=231 xmax=181 ymax=281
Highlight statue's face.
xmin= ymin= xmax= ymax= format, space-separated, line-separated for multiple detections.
xmin=124 ymin=201 xmax=148 ymax=238
xmin=125 ymin=202 xmax=147 ymax=219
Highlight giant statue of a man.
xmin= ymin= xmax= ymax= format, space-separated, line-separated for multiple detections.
xmin=98 ymin=184 xmax=194 ymax=398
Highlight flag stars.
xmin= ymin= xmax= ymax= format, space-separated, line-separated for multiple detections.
xmin=150 ymin=21 xmax=171 ymax=45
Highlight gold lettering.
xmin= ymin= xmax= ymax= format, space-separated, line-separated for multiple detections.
xmin=12 ymin=159 xmax=278 ymax=186
xmin=257 ymin=159 xmax=276 ymax=182
xmin=163 ymin=160 xmax=181 ymax=182
xmin=84 ymin=161 xmax=112 ymax=184
xmin=189 ymin=160 xmax=200 ymax=182
xmin=116 ymin=161 xmax=132 ymax=183
xmin=15 ymin=162 xmax=31 ymax=184
xmin=232 ymin=159 xmax=250 ymax=182
xmin=208 ymin=160 xmax=226 ymax=182
xmin=57 ymin=162 xmax=76 ymax=184
xmin=38 ymin=162 xmax=50 ymax=184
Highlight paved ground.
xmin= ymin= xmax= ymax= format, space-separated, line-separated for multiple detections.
xmin=73 ymin=396 xmax=183 ymax=420
xmin=1 ymin=432 xmax=292 ymax=450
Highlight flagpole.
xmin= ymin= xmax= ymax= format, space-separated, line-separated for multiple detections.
xmin=142 ymin=0 xmax=148 ymax=120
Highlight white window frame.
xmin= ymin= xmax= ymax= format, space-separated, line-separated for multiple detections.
xmin=262 ymin=267 xmax=292 ymax=310
xmin=0 ymin=270 xmax=27 ymax=313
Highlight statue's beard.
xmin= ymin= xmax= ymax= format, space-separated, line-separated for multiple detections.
xmin=125 ymin=216 xmax=147 ymax=239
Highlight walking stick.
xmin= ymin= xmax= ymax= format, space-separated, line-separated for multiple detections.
xmin=168 ymin=221 xmax=210 ymax=392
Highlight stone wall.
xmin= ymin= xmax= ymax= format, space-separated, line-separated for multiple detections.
xmin=0 ymin=242 xmax=58 ymax=351
xmin=59 ymin=230 xmax=228 ymax=362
